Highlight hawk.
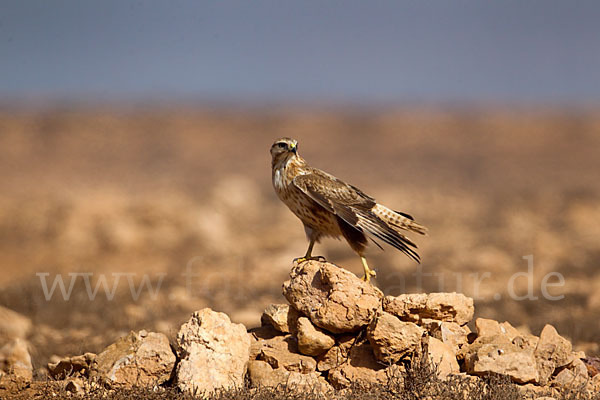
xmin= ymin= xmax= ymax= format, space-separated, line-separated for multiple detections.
xmin=270 ymin=137 xmax=427 ymax=282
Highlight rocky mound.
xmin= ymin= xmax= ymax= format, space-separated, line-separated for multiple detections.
xmin=2 ymin=260 xmax=599 ymax=398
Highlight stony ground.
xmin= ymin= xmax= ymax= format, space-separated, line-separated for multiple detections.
xmin=0 ymin=106 xmax=599 ymax=398
xmin=2 ymin=261 xmax=599 ymax=399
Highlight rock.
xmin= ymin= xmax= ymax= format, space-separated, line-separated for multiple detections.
xmin=0 ymin=338 xmax=32 ymax=381
xmin=65 ymin=378 xmax=86 ymax=396
xmin=383 ymin=293 xmax=474 ymax=326
xmin=422 ymin=320 xmax=470 ymax=355
xmin=248 ymin=325 xmax=282 ymax=360
xmin=247 ymin=359 xmax=289 ymax=387
xmin=282 ymin=260 xmax=383 ymax=333
xmin=551 ymin=358 xmax=588 ymax=388
xmin=261 ymin=304 xmax=299 ymax=334
xmin=534 ymin=324 xmax=572 ymax=386
xmin=48 ymin=352 xmax=96 ymax=379
xmin=474 ymin=318 xmax=502 ymax=338
xmin=426 ymin=337 xmax=459 ymax=379
xmin=570 ymin=357 xmax=589 ymax=378
xmin=552 ymin=368 xmax=585 ymax=389
xmin=316 ymin=335 xmax=355 ymax=372
xmin=475 ymin=318 xmax=521 ymax=340
xmin=0 ymin=306 xmax=32 ymax=343
xmin=583 ymin=356 xmax=600 ymax=377
xmin=285 ymin=371 xmax=332 ymax=394
xmin=591 ymin=374 xmax=600 ymax=393
xmin=463 ymin=335 xmax=538 ymax=384
xmin=93 ymin=330 xmax=175 ymax=388
xmin=317 ymin=347 xmax=344 ymax=372
xmin=511 ymin=334 xmax=540 ymax=351
xmin=296 ymin=317 xmax=335 ymax=356
xmin=475 ymin=318 xmax=543 ymax=356
xmin=257 ymin=335 xmax=316 ymax=373
xmin=367 ymin=312 xmax=425 ymax=363
xmin=176 ymin=308 xmax=250 ymax=394
xmin=250 ymin=324 xmax=282 ymax=341
xmin=516 ymin=384 xmax=558 ymax=398
xmin=328 ymin=341 xmax=402 ymax=389
xmin=472 ymin=318 xmax=541 ymax=367
xmin=247 ymin=359 xmax=331 ymax=393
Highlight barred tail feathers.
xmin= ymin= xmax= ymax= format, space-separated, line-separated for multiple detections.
xmin=372 ymin=204 xmax=428 ymax=235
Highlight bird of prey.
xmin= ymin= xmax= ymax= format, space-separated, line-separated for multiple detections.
xmin=270 ymin=137 xmax=427 ymax=282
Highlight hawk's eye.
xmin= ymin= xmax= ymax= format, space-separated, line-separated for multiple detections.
xmin=277 ymin=142 xmax=287 ymax=149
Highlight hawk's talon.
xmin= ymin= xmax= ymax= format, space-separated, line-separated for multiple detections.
xmin=362 ymin=269 xmax=377 ymax=282
xmin=294 ymin=255 xmax=327 ymax=264
xmin=360 ymin=256 xmax=376 ymax=283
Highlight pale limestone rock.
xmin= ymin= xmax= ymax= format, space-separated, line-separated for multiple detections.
xmin=65 ymin=378 xmax=86 ymax=396
xmin=317 ymin=346 xmax=344 ymax=372
xmin=285 ymin=370 xmax=333 ymax=394
xmin=0 ymin=306 xmax=32 ymax=343
xmin=93 ymin=330 xmax=175 ymax=388
xmin=516 ymin=384 xmax=559 ymax=398
xmin=498 ymin=321 xmax=521 ymax=339
xmin=569 ymin=357 xmax=588 ymax=377
xmin=316 ymin=335 xmax=355 ymax=372
xmin=257 ymin=335 xmax=316 ymax=373
xmin=591 ymin=374 xmax=600 ymax=393
xmin=534 ymin=324 xmax=572 ymax=386
xmin=367 ymin=311 xmax=425 ymax=363
xmin=383 ymin=292 xmax=474 ymax=326
xmin=475 ymin=318 xmax=520 ymax=340
xmin=0 ymin=338 xmax=32 ymax=381
xmin=583 ymin=356 xmax=600 ymax=378
xmin=463 ymin=335 xmax=538 ymax=384
xmin=247 ymin=359 xmax=332 ymax=393
xmin=261 ymin=304 xmax=300 ymax=334
xmin=551 ymin=358 xmax=588 ymax=388
xmin=422 ymin=319 xmax=470 ymax=355
xmin=511 ymin=334 xmax=540 ymax=351
xmin=248 ymin=325 xmax=282 ymax=360
xmin=473 ymin=318 xmax=541 ymax=371
xmin=296 ymin=317 xmax=335 ymax=356
xmin=48 ymin=352 xmax=96 ymax=379
xmin=282 ymin=260 xmax=383 ymax=333
xmin=247 ymin=360 xmax=288 ymax=387
xmin=328 ymin=341 xmax=403 ymax=389
xmin=176 ymin=309 xmax=250 ymax=393
xmin=427 ymin=337 xmax=459 ymax=379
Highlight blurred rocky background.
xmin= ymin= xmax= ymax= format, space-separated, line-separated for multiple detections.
xmin=0 ymin=106 xmax=599 ymax=376
xmin=1 ymin=0 xmax=599 ymax=389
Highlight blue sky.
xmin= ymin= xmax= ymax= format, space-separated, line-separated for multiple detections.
xmin=1 ymin=1 xmax=599 ymax=104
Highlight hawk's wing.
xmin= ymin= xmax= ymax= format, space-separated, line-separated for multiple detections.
xmin=292 ymin=171 xmax=420 ymax=262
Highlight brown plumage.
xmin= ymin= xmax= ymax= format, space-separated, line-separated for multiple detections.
xmin=270 ymin=137 xmax=427 ymax=282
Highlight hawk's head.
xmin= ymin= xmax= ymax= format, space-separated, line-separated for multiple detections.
xmin=270 ymin=137 xmax=298 ymax=165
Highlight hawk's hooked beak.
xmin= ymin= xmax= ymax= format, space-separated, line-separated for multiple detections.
xmin=290 ymin=143 xmax=297 ymax=154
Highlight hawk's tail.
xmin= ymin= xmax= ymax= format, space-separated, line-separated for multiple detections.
xmin=372 ymin=204 xmax=428 ymax=235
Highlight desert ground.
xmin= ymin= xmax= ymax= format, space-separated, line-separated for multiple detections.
xmin=0 ymin=105 xmax=599 ymax=396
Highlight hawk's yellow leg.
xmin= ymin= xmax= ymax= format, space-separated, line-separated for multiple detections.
xmin=361 ymin=256 xmax=377 ymax=282
xmin=294 ymin=238 xmax=326 ymax=263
